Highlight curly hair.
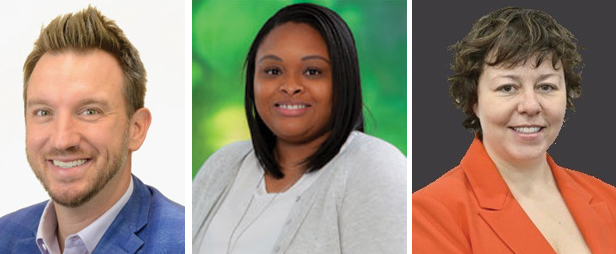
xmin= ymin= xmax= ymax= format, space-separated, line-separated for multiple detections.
xmin=448 ymin=6 xmax=583 ymax=138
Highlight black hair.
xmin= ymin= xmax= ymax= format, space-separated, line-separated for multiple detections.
xmin=244 ymin=3 xmax=364 ymax=179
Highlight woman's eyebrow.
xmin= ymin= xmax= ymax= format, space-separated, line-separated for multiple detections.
xmin=302 ymin=55 xmax=330 ymax=63
xmin=258 ymin=54 xmax=283 ymax=63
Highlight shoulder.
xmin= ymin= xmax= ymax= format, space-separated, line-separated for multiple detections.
xmin=193 ymin=141 xmax=252 ymax=200
xmin=333 ymin=132 xmax=407 ymax=207
xmin=560 ymin=167 xmax=616 ymax=202
xmin=0 ymin=201 xmax=47 ymax=247
xmin=204 ymin=141 xmax=253 ymax=166
xmin=412 ymin=166 xmax=475 ymax=253
xmin=139 ymin=184 xmax=185 ymax=248
xmin=194 ymin=140 xmax=252 ymax=181
xmin=345 ymin=132 xmax=406 ymax=162
xmin=413 ymin=165 xmax=469 ymax=203
xmin=412 ymin=165 xmax=476 ymax=236
xmin=337 ymin=132 xmax=406 ymax=177
xmin=146 ymin=185 xmax=185 ymax=223
xmin=413 ymin=165 xmax=473 ymax=217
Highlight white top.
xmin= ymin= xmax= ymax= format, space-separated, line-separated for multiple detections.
xmin=193 ymin=131 xmax=407 ymax=253
xmin=36 ymin=178 xmax=134 ymax=254
xmin=201 ymin=152 xmax=323 ymax=254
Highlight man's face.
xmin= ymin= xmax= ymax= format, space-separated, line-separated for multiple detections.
xmin=25 ymin=49 xmax=130 ymax=207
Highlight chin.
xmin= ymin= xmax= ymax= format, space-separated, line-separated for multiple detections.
xmin=48 ymin=184 xmax=96 ymax=207
xmin=509 ymin=146 xmax=548 ymax=161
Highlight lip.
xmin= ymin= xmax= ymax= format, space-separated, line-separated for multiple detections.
xmin=46 ymin=158 xmax=92 ymax=177
xmin=508 ymin=125 xmax=545 ymax=140
xmin=274 ymin=100 xmax=311 ymax=117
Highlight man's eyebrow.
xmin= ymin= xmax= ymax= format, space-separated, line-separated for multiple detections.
xmin=26 ymin=99 xmax=49 ymax=108
xmin=77 ymin=99 xmax=111 ymax=108
xmin=26 ymin=98 xmax=111 ymax=108
xmin=301 ymin=55 xmax=330 ymax=64
xmin=258 ymin=54 xmax=283 ymax=63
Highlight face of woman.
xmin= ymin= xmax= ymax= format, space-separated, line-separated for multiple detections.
xmin=254 ymin=22 xmax=332 ymax=145
xmin=474 ymin=56 xmax=567 ymax=165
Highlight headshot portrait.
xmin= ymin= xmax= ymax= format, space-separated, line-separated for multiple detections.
xmin=413 ymin=2 xmax=616 ymax=253
xmin=192 ymin=1 xmax=406 ymax=253
xmin=0 ymin=1 xmax=185 ymax=252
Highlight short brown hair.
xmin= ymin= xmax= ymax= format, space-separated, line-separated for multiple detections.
xmin=23 ymin=6 xmax=146 ymax=117
xmin=448 ymin=6 xmax=583 ymax=137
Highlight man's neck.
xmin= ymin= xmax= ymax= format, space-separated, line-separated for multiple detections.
xmin=55 ymin=169 xmax=131 ymax=251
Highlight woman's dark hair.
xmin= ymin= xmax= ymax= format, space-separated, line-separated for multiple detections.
xmin=449 ymin=6 xmax=583 ymax=138
xmin=244 ymin=3 xmax=364 ymax=179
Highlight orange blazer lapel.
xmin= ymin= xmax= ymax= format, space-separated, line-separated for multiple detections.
xmin=549 ymin=157 xmax=616 ymax=254
xmin=463 ymin=138 xmax=556 ymax=253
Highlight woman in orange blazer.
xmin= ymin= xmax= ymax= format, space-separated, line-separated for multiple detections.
xmin=412 ymin=7 xmax=616 ymax=254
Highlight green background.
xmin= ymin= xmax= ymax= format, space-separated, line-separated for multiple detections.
xmin=192 ymin=0 xmax=407 ymax=178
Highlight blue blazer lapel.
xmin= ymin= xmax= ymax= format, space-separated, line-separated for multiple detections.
xmin=94 ymin=175 xmax=149 ymax=254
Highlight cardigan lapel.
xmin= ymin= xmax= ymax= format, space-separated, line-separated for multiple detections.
xmin=93 ymin=175 xmax=148 ymax=254
xmin=550 ymin=157 xmax=616 ymax=254
xmin=462 ymin=138 xmax=556 ymax=254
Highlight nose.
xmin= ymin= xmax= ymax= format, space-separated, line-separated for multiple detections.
xmin=517 ymin=88 xmax=541 ymax=116
xmin=51 ymin=113 xmax=80 ymax=151
xmin=280 ymin=73 xmax=304 ymax=95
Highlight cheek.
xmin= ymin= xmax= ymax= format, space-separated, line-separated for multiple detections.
xmin=253 ymin=83 xmax=268 ymax=114
xmin=475 ymin=100 xmax=509 ymax=129
xmin=549 ymin=97 xmax=568 ymax=123
xmin=86 ymin=122 xmax=126 ymax=149
xmin=25 ymin=123 xmax=46 ymax=151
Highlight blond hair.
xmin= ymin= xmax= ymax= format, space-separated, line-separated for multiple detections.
xmin=23 ymin=6 xmax=146 ymax=116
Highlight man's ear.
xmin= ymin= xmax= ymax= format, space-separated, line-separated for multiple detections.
xmin=128 ymin=107 xmax=152 ymax=152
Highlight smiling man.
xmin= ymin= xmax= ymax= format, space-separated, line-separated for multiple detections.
xmin=0 ymin=7 xmax=184 ymax=253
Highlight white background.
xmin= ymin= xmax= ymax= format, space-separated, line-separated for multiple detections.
xmin=0 ymin=0 xmax=185 ymax=216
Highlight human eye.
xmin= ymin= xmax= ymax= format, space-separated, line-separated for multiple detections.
xmin=497 ymin=84 xmax=516 ymax=93
xmin=304 ymin=68 xmax=322 ymax=77
xmin=34 ymin=109 xmax=52 ymax=117
xmin=264 ymin=68 xmax=282 ymax=76
xmin=538 ymin=84 xmax=556 ymax=92
xmin=79 ymin=108 xmax=103 ymax=120
xmin=82 ymin=108 xmax=99 ymax=115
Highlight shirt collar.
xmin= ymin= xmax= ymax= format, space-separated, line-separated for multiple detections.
xmin=36 ymin=178 xmax=134 ymax=254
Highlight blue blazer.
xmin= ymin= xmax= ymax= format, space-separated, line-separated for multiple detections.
xmin=0 ymin=175 xmax=184 ymax=253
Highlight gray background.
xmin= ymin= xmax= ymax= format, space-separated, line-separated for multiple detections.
xmin=412 ymin=1 xmax=616 ymax=192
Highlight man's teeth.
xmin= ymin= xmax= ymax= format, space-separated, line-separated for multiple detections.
xmin=279 ymin=104 xmax=306 ymax=110
xmin=53 ymin=159 xmax=87 ymax=169
xmin=513 ymin=127 xmax=541 ymax=134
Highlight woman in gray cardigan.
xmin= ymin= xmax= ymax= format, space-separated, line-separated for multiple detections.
xmin=192 ymin=3 xmax=406 ymax=253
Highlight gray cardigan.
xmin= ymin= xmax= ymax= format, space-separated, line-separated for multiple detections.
xmin=192 ymin=132 xmax=407 ymax=253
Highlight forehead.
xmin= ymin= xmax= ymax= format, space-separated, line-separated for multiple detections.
xmin=482 ymin=52 xmax=564 ymax=75
xmin=256 ymin=22 xmax=329 ymax=59
xmin=27 ymin=49 xmax=124 ymax=104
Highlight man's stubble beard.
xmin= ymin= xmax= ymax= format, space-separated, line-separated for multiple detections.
xmin=26 ymin=127 xmax=129 ymax=208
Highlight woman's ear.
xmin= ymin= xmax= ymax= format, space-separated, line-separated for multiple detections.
xmin=128 ymin=107 xmax=152 ymax=152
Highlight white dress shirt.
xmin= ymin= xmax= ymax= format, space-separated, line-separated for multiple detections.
xmin=36 ymin=178 xmax=134 ymax=254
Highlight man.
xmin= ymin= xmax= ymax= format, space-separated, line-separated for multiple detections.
xmin=0 ymin=6 xmax=184 ymax=253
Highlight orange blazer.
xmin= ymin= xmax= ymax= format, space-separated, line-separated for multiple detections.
xmin=413 ymin=138 xmax=616 ymax=253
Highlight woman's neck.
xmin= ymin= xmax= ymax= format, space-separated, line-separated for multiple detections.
xmin=487 ymin=151 xmax=557 ymax=197
xmin=274 ymin=133 xmax=330 ymax=175
xmin=264 ymin=133 xmax=330 ymax=193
